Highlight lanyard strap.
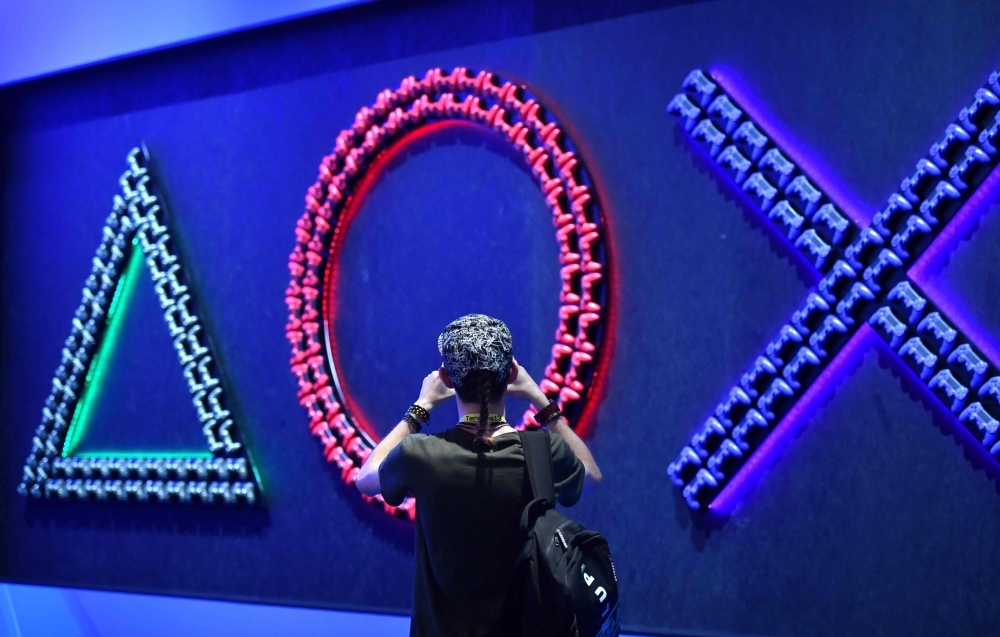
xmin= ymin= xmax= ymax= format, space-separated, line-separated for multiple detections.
xmin=458 ymin=414 xmax=508 ymax=425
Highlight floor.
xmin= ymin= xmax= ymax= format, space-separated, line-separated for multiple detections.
xmin=0 ymin=583 xmax=654 ymax=636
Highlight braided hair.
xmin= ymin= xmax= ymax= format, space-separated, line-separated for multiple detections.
xmin=476 ymin=370 xmax=497 ymax=450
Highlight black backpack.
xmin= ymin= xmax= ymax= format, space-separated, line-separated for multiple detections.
xmin=502 ymin=428 xmax=621 ymax=637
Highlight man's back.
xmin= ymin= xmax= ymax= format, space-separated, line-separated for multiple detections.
xmin=380 ymin=427 xmax=585 ymax=637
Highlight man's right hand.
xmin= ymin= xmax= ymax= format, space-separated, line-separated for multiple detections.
xmin=508 ymin=359 xmax=603 ymax=483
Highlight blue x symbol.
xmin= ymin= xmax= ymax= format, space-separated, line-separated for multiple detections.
xmin=667 ymin=67 xmax=1000 ymax=513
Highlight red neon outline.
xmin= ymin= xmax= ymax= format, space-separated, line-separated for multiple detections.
xmin=287 ymin=68 xmax=612 ymax=519
xmin=515 ymin=77 xmax=619 ymax=439
xmin=323 ymin=120 xmax=476 ymax=442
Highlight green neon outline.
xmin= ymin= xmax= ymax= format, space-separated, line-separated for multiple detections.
xmin=72 ymin=451 xmax=213 ymax=459
xmin=241 ymin=435 xmax=265 ymax=492
xmin=61 ymin=238 xmax=211 ymax=459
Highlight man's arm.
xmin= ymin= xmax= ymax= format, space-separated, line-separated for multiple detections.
xmin=355 ymin=370 xmax=455 ymax=496
xmin=507 ymin=361 xmax=602 ymax=483
xmin=355 ymin=419 xmax=415 ymax=496
xmin=547 ymin=416 xmax=602 ymax=483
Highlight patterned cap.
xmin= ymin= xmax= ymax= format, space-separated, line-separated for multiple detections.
xmin=437 ymin=314 xmax=513 ymax=388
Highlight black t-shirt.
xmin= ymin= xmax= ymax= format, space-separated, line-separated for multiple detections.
xmin=380 ymin=427 xmax=585 ymax=637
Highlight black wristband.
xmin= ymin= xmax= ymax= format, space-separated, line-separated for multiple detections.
xmin=533 ymin=400 xmax=562 ymax=425
xmin=403 ymin=412 xmax=423 ymax=432
xmin=407 ymin=404 xmax=430 ymax=424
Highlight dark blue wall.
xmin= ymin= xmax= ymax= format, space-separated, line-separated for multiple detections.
xmin=3 ymin=1 xmax=1000 ymax=635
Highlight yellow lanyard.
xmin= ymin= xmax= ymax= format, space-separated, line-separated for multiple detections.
xmin=459 ymin=414 xmax=508 ymax=426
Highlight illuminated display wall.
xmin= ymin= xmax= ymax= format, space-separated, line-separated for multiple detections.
xmin=2 ymin=1 xmax=1000 ymax=636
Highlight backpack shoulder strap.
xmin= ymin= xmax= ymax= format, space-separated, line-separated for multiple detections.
xmin=519 ymin=428 xmax=556 ymax=506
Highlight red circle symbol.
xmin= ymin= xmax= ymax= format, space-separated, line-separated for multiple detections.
xmin=286 ymin=68 xmax=611 ymax=519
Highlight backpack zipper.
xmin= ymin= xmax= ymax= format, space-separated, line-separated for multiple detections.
xmin=554 ymin=520 xmax=574 ymax=550
xmin=555 ymin=528 xmax=568 ymax=550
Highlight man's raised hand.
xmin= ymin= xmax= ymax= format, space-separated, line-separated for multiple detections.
xmin=416 ymin=370 xmax=455 ymax=412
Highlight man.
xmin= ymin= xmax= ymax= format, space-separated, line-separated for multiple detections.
xmin=356 ymin=314 xmax=602 ymax=637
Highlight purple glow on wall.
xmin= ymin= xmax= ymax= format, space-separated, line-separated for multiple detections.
xmin=679 ymin=66 xmax=1000 ymax=515
xmin=909 ymin=163 xmax=1000 ymax=366
xmin=710 ymin=66 xmax=873 ymax=227
xmin=870 ymin=332 xmax=1000 ymax=484
xmin=709 ymin=325 xmax=878 ymax=515
xmin=676 ymin=115 xmax=820 ymax=285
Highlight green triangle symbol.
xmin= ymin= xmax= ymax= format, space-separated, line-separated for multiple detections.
xmin=62 ymin=239 xmax=213 ymax=459
xmin=18 ymin=146 xmax=261 ymax=505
